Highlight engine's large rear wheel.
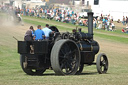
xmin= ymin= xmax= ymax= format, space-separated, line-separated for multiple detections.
xmin=20 ymin=55 xmax=46 ymax=75
xmin=51 ymin=39 xmax=80 ymax=75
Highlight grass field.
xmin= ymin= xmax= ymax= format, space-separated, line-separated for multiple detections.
xmin=0 ymin=15 xmax=128 ymax=85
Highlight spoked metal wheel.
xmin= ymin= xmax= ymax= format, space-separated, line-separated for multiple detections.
xmin=96 ymin=53 xmax=108 ymax=74
xmin=51 ymin=39 xmax=80 ymax=75
xmin=20 ymin=55 xmax=46 ymax=75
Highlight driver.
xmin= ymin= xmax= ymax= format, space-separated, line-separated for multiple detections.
xmin=42 ymin=24 xmax=53 ymax=39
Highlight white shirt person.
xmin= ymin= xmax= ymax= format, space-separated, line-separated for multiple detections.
xmin=42 ymin=24 xmax=52 ymax=39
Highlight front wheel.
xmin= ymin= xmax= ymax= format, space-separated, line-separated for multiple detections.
xmin=96 ymin=53 xmax=108 ymax=74
xmin=20 ymin=55 xmax=46 ymax=75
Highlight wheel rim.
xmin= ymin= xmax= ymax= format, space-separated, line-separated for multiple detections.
xmin=59 ymin=43 xmax=79 ymax=74
xmin=100 ymin=55 xmax=108 ymax=73
xmin=96 ymin=53 xmax=108 ymax=74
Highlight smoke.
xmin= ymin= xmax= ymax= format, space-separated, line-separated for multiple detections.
xmin=0 ymin=13 xmax=15 ymax=27
xmin=0 ymin=9 xmax=22 ymax=27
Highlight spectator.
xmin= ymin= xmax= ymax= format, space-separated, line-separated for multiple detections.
xmin=102 ymin=17 xmax=106 ymax=29
xmin=122 ymin=28 xmax=125 ymax=33
xmin=126 ymin=16 xmax=128 ymax=26
xmin=107 ymin=20 xmax=110 ymax=31
xmin=34 ymin=25 xmax=45 ymax=41
xmin=79 ymin=19 xmax=83 ymax=26
xmin=112 ymin=23 xmax=115 ymax=30
xmin=93 ymin=18 xmax=97 ymax=28
xmin=110 ymin=22 xmax=115 ymax=31
xmin=122 ymin=26 xmax=128 ymax=33
xmin=100 ymin=14 xmax=103 ymax=21
xmin=122 ymin=28 xmax=128 ymax=33
xmin=105 ymin=19 xmax=108 ymax=30
xmin=126 ymin=16 xmax=128 ymax=25
xmin=83 ymin=20 xmax=87 ymax=26
xmin=126 ymin=28 xmax=128 ymax=33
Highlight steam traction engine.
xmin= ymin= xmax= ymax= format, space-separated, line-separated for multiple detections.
xmin=18 ymin=12 xmax=108 ymax=75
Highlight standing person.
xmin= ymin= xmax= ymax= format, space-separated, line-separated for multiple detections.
xmin=67 ymin=10 xmax=70 ymax=18
xmin=59 ymin=12 xmax=62 ymax=22
xmin=62 ymin=13 xmax=65 ymax=22
xmin=44 ymin=9 xmax=47 ymax=18
xmin=107 ymin=20 xmax=110 ymax=31
xmin=24 ymin=26 xmax=34 ymax=41
xmin=126 ymin=16 xmax=128 ymax=26
xmin=111 ymin=22 xmax=115 ymax=31
xmin=93 ymin=18 xmax=97 ymax=28
xmin=102 ymin=17 xmax=106 ymax=29
xmin=122 ymin=16 xmax=125 ymax=25
xmin=42 ymin=24 xmax=52 ymax=39
xmin=105 ymin=19 xmax=108 ymax=30
xmin=100 ymin=14 xmax=103 ymax=21
xmin=53 ymin=8 xmax=56 ymax=17
xmin=34 ymin=25 xmax=45 ymax=41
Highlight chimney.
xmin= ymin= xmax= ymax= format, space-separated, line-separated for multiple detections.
xmin=87 ymin=12 xmax=94 ymax=39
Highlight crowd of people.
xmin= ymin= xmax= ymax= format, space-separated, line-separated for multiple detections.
xmin=122 ymin=16 xmax=128 ymax=33
xmin=20 ymin=7 xmax=117 ymax=31
xmin=21 ymin=7 xmax=81 ymax=25
xmin=95 ymin=14 xmax=115 ymax=31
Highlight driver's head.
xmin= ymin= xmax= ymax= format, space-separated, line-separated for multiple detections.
xmin=46 ymin=24 xmax=49 ymax=28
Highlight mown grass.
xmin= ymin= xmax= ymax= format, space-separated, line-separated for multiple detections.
xmin=23 ymin=19 xmax=128 ymax=44
xmin=1 ymin=43 xmax=128 ymax=85
xmin=0 ymin=14 xmax=128 ymax=85
xmin=94 ymin=33 xmax=128 ymax=44
xmin=0 ymin=44 xmax=113 ymax=85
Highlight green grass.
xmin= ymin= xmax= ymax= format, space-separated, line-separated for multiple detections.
xmin=0 ymin=44 xmax=111 ymax=85
xmin=23 ymin=19 xmax=128 ymax=44
xmin=94 ymin=33 xmax=128 ymax=44
xmin=1 ymin=44 xmax=128 ymax=85
xmin=0 ymin=14 xmax=128 ymax=85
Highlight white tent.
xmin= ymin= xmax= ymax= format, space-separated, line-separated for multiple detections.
xmin=90 ymin=0 xmax=128 ymax=21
